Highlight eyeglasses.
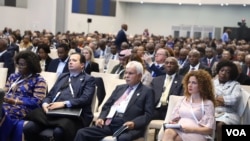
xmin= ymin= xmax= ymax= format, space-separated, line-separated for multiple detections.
xmin=155 ymin=53 xmax=166 ymax=56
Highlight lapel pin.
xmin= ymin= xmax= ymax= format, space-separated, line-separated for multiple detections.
xmin=174 ymin=81 xmax=177 ymax=84
xmin=136 ymin=93 xmax=140 ymax=96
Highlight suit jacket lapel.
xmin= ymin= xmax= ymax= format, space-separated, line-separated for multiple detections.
xmin=125 ymin=83 xmax=143 ymax=112
xmin=75 ymin=73 xmax=86 ymax=97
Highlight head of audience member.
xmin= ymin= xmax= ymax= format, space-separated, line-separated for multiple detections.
xmin=236 ymin=50 xmax=245 ymax=63
xmin=121 ymin=24 xmax=128 ymax=31
xmin=118 ymin=49 xmax=130 ymax=67
xmin=110 ymin=44 xmax=117 ymax=55
xmin=32 ymin=37 xmax=40 ymax=47
xmin=221 ymin=48 xmax=234 ymax=61
xmin=136 ymin=46 xmax=145 ymax=58
xmin=145 ymin=42 xmax=155 ymax=55
xmin=68 ymin=52 xmax=86 ymax=74
xmin=99 ymin=39 xmax=106 ymax=50
xmin=205 ymin=47 xmax=215 ymax=59
xmin=173 ymin=46 xmax=180 ymax=58
xmin=22 ymin=35 xmax=31 ymax=44
xmin=179 ymin=48 xmax=189 ymax=61
xmin=164 ymin=57 xmax=179 ymax=75
xmin=57 ymin=43 xmax=70 ymax=61
xmin=245 ymin=54 xmax=250 ymax=68
xmin=81 ymin=46 xmax=94 ymax=62
xmin=124 ymin=61 xmax=143 ymax=86
xmin=15 ymin=51 xmax=42 ymax=76
xmin=37 ymin=43 xmax=51 ymax=60
xmin=216 ymin=60 xmax=239 ymax=84
xmin=188 ymin=49 xmax=201 ymax=66
xmin=154 ymin=48 xmax=169 ymax=64
xmin=182 ymin=70 xmax=216 ymax=105
xmin=121 ymin=42 xmax=129 ymax=50
xmin=216 ymin=44 xmax=223 ymax=55
xmin=129 ymin=54 xmax=146 ymax=70
xmin=88 ymin=41 xmax=97 ymax=51
xmin=0 ymin=38 xmax=8 ymax=52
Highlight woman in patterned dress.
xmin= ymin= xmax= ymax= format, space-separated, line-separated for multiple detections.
xmin=0 ymin=50 xmax=47 ymax=141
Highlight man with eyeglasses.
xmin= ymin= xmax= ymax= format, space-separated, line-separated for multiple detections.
xmin=143 ymin=48 xmax=168 ymax=77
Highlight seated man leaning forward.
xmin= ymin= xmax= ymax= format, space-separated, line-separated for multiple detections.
xmin=74 ymin=61 xmax=155 ymax=141
xmin=23 ymin=52 xmax=96 ymax=141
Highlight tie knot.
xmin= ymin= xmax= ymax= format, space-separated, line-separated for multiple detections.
xmin=191 ymin=67 xmax=195 ymax=71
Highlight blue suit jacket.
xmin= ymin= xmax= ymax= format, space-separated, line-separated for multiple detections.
xmin=47 ymin=58 xmax=69 ymax=73
xmin=146 ymin=63 xmax=166 ymax=77
xmin=43 ymin=72 xmax=96 ymax=126
xmin=115 ymin=30 xmax=128 ymax=51
xmin=99 ymin=83 xmax=154 ymax=137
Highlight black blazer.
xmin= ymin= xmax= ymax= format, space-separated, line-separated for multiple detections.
xmin=85 ymin=61 xmax=99 ymax=75
xmin=179 ymin=64 xmax=212 ymax=76
xmin=99 ymin=83 xmax=154 ymax=137
xmin=151 ymin=74 xmax=183 ymax=106
xmin=0 ymin=50 xmax=15 ymax=77
xmin=47 ymin=58 xmax=69 ymax=73
xmin=111 ymin=64 xmax=125 ymax=79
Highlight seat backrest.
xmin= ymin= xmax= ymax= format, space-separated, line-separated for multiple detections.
xmin=0 ymin=62 xmax=4 ymax=68
xmin=48 ymin=48 xmax=58 ymax=59
xmin=91 ymin=72 xmax=119 ymax=80
xmin=106 ymin=60 xmax=120 ymax=74
xmin=91 ymin=86 xmax=98 ymax=115
xmin=0 ymin=68 xmax=8 ymax=89
xmin=157 ymin=95 xmax=184 ymax=141
xmin=40 ymin=71 xmax=58 ymax=92
xmin=238 ymin=85 xmax=250 ymax=124
xmin=94 ymin=58 xmax=105 ymax=73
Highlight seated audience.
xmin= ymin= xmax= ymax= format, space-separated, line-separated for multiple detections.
xmin=214 ymin=60 xmax=241 ymax=141
xmin=129 ymin=54 xmax=153 ymax=86
xmin=0 ymin=38 xmax=15 ymax=77
xmin=162 ymin=70 xmax=215 ymax=141
xmin=74 ymin=61 xmax=154 ymax=141
xmin=37 ymin=43 xmax=52 ymax=71
xmin=0 ymin=51 xmax=47 ymax=141
xmin=111 ymin=49 xmax=130 ymax=79
xmin=23 ymin=53 xmax=96 ymax=141
xmin=47 ymin=43 xmax=70 ymax=75
xmin=151 ymin=57 xmax=183 ymax=120
xmin=143 ymin=48 xmax=168 ymax=77
xmin=179 ymin=49 xmax=211 ymax=76
xmin=81 ymin=46 xmax=99 ymax=74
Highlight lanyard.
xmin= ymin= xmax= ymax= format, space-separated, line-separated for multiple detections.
xmin=190 ymin=95 xmax=204 ymax=124
xmin=68 ymin=77 xmax=74 ymax=97
xmin=51 ymin=76 xmax=75 ymax=102
xmin=7 ymin=74 xmax=32 ymax=95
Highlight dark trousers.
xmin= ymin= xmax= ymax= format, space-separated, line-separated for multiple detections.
xmin=23 ymin=121 xmax=64 ymax=141
xmin=152 ymin=105 xmax=168 ymax=120
xmin=74 ymin=117 xmax=139 ymax=141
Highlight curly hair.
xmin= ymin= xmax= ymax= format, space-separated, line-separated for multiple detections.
xmin=216 ymin=60 xmax=238 ymax=80
xmin=15 ymin=50 xmax=41 ymax=74
xmin=182 ymin=70 xmax=216 ymax=105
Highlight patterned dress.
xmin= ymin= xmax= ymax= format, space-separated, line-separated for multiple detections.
xmin=0 ymin=73 xmax=47 ymax=141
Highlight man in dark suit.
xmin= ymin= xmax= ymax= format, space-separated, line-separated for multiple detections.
xmin=144 ymin=48 xmax=167 ymax=77
xmin=74 ymin=61 xmax=154 ymax=141
xmin=200 ymin=47 xmax=218 ymax=69
xmin=115 ymin=24 xmax=128 ymax=52
xmin=151 ymin=57 xmax=183 ymax=119
xmin=0 ymin=38 xmax=15 ymax=77
xmin=47 ymin=43 xmax=70 ymax=75
xmin=179 ymin=49 xmax=211 ymax=76
xmin=242 ymin=54 xmax=250 ymax=77
xmin=23 ymin=53 xmax=96 ymax=141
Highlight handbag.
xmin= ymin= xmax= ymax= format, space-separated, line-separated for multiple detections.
xmin=47 ymin=108 xmax=82 ymax=117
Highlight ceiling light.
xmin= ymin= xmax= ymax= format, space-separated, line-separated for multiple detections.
xmin=243 ymin=4 xmax=246 ymax=7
